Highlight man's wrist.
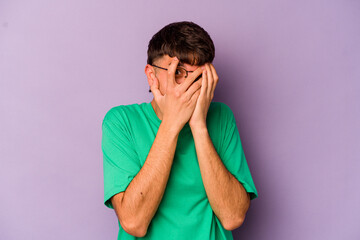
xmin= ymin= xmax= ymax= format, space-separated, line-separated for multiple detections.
xmin=159 ymin=120 xmax=182 ymax=137
xmin=190 ymin=123 xmax=208 ymax=135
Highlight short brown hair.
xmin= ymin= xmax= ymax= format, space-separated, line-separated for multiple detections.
xmin=147 ymin=21 xmax=215 ymax=66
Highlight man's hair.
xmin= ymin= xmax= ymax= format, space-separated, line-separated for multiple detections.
xmin=147 ymin=21 xmax=215 ymax=66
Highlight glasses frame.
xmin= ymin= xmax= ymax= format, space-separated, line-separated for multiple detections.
xmin=150 ymin=64 xmax=194 ymax=79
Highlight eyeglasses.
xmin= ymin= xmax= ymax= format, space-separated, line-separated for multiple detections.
xmin=148 ymin=64 xmax=201 ymax=93
xmin=150 ymin=64 xmax=194 ymax=79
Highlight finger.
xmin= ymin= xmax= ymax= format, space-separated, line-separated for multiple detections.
xmin=184 ymin=77 xmax=202 ymax=102
xmin=209 ymin=63 xmax=219 ymax=98
xmin=167 ymin=57 xmax=179 ymax=88
xmin=205 ymin=64 xmax=213 ymax=96
xmin=202 ymin=69 xmax=208 ymax=97
xmin=179 ymin=66 xmax=203 ymax=93
xmin=209 ymin=63 xmax=219 ymax=87
xmin=190 ymin=85 xmax=201 ymax=104
xmin=150 ymin=77 xmax=163 ymax=100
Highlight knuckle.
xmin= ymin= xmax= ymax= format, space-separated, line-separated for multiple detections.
xmin=174 ymin=90 xmax=181 ymax=98
xmin=169 ymin=88 xmax=175 ymax=95
xmin=166 ymin=88 xmax=173 ymax=95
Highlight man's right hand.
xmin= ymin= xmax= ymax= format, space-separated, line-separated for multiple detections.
xmin=150 ymin=57 xmax=203 ymax=132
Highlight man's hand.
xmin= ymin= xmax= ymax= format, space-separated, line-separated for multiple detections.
xmin=189 ymin=63 xmax=219 ymax=129
xmin=150 ymin=57 xmax=203 ymax=132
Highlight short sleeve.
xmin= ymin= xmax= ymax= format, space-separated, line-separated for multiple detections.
xmin=219 ymin=103 xmax=258 ymax=200
xmin=101 ymin=107 xmax=141 ymax=209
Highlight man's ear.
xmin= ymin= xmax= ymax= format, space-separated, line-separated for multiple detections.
xmin=145 ymin=64 xmax=157 ymax=91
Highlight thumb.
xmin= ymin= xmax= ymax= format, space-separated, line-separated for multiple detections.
xmin=150 ymin=77 xmax=162 ymax=100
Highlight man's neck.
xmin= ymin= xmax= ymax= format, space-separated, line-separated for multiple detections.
xmin=151 ymin=99 xmax=163 ymax=121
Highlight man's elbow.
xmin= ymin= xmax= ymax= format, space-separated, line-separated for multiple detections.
xmin=223 ymin=216 xmax=245 ymax=231
xmin=224 ymin=193 xmax=251 ymax=230
xmin=121 ymin=219 xmax=148 ymax=238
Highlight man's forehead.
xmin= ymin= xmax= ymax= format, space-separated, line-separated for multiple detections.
xmin=160 ymin=54 xmax=198 ymax=67
xmin=160 ymin=55 xmax=201 ymax=70
xmin=167 ymin=61 xmax=185 ymax=67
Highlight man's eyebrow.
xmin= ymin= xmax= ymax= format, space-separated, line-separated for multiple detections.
xmin=168 ymin=61 xmax=185 ymax=67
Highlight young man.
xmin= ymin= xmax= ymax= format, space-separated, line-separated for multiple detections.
xmin=102 ymin=21 xmax=258 ymax=239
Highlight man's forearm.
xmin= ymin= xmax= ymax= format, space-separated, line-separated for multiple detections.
xmin=117 ymin=121 xmax=180 ymax=236
xmin=191 ymin=125 xmax=250 ymax=231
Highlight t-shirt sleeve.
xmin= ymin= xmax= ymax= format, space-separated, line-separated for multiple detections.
xmin=218 ymin=103 xmax=258 ymax=200
xmin=101 ymin=107 xmax=141 ymax=209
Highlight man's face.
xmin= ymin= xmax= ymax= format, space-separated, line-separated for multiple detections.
xmin=148 ymin=55 xmax=202 ymax=95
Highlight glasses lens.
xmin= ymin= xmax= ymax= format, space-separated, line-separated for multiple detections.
xmin=175 ymin=67 xmax=186 ymax=79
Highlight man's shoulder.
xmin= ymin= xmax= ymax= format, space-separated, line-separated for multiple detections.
xmin=207 ymin=101 xmax=237 ymax=134
xmin=208 ymin=101 xmax=233 ymax=118
xmin=102 ymin=102 xmax=147 ymax=124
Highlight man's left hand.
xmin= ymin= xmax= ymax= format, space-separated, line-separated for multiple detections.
xmin=189 ymin=63 xmax=219 ymax=129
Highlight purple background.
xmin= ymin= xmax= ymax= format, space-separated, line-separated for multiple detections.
xmin=1 ymin=0 xmax=359 ymax=239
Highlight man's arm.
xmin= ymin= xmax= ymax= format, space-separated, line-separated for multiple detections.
xmin=110 ymin=57 xmax=202 ymax=237
xmin=111 ymin=121 xmax=180 ymax=237
xmin=188 ymin=63 xmax=251 ymax=231
xmin=191 ymin=126 xmax=251 ymax=231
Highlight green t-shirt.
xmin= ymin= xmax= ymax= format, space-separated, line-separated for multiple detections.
xmin=102 ymin=101 xmax=258 ymax=240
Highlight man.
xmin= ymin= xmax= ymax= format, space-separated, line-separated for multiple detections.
xmin=102 ymin=21 xmax=258 ymax=239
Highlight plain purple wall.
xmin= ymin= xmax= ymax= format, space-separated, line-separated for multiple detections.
xmin=1 ymin=0 xmax=359 ymax=239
